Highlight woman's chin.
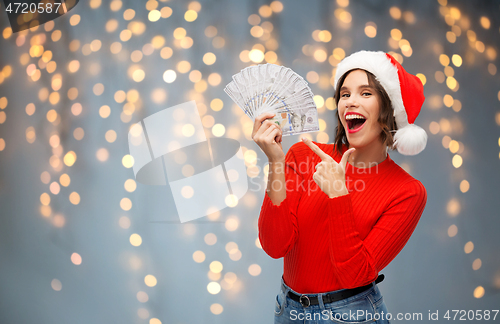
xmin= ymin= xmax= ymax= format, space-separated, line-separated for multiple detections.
xmin=346 ymin=135 xmax=360 ymax=145
xmin=346 ymin=137 xmax=366 ymax=149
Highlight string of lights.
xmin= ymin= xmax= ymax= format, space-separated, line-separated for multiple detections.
xmin=0 ymin=0 xmax=498 ymax=322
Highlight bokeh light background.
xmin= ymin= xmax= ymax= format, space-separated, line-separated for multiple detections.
xmin=1 ymin=0 xmax=499 ymax=323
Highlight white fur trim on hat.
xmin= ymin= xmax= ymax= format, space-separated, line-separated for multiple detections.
xmin=393 ymin=123 xmax=427 ymax=156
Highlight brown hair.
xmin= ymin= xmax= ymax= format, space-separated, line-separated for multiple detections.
xmin=334 ymin=69 xmax=398 ymax=157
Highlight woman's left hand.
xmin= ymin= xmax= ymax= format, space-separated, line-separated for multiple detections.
xmin=301 ymin=137 xmax=355 ymax=198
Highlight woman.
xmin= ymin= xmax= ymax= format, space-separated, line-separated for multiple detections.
xmin=252 ymin=51 xmax=428 ymax=323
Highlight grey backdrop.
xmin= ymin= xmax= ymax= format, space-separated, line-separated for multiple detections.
xmin=1 ymin=0 xmax=499 ymax=323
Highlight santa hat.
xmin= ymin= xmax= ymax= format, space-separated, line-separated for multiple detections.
xmin=334 ymin=50 xmax=427 ymax=156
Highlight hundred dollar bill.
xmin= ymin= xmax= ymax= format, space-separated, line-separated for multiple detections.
xmin=267 ymin=106 xmax=320 ymax=136
xmin=226 ymin=63 xmax=320 ymax=137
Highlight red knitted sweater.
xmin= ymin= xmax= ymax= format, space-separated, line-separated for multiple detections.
xmin=258 ymin=141 xmax=427 ymax=294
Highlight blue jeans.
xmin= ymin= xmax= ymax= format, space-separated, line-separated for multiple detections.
xmin=275 ymin=277 xmax=391 ymax=323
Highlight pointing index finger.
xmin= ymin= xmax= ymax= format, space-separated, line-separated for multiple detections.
xmin=301 ymin=137 xmax=332 ymax=161
xmin=340 ymin=147 xmax=356 ymax=171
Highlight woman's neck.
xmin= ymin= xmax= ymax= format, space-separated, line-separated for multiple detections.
xmin=347 ymin=141 xmax=387 ymax=169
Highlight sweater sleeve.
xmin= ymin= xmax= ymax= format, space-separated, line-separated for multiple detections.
xmin=258 ymin=146 xmax=303 ymax=259
xmin=327 ymin=179 xmax=427 ymax=288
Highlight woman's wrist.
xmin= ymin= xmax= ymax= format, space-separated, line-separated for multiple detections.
xmin=268 ymin=157 xmax=285 ymax=164
xmin=328 ymin=186 xmax=349 ymax=199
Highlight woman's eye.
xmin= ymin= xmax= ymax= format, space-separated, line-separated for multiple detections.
xmin=341 ymin=93 xmax=350 ymax=98
xmin=362 ymin=92 xmax=372 ymax=96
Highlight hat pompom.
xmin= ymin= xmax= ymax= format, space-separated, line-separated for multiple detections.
xmin=393 ymin=123 xmax=427 ymax=156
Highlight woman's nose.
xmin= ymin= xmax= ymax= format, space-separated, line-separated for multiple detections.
xmin=345 ymin=95 xmax=359 ymax=108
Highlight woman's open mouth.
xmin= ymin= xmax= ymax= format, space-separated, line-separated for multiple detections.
xmin=346 ymin=115 xmax=366 ymax=134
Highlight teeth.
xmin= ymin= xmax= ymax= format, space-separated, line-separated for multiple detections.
xmin=345 ymin=114 xmax=366 ymax=120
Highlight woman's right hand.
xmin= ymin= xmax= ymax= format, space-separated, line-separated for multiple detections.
xmin=251 ymin=112 xmax=285 ymax=162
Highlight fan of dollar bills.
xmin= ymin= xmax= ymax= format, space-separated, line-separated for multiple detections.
xmin=224 ymin=63 xmax=320 ymax=136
